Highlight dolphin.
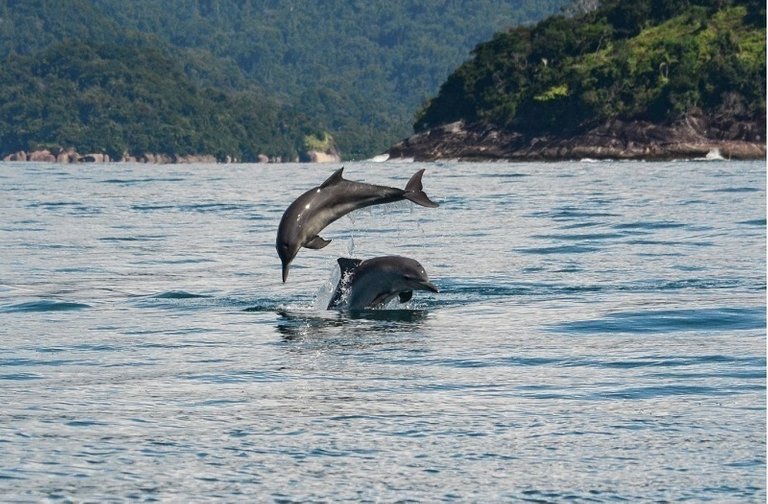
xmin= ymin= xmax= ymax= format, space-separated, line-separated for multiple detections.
xmin=327 ymin=256 xmax=439 ymax=310
xmin=276 ymin=167 xmax=438 ymax=282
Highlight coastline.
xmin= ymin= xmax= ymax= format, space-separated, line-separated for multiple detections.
xmin=1 ymin=148 xmax=339 ymax=165
xmin=386 ymin=117 xmax=766 ymax=162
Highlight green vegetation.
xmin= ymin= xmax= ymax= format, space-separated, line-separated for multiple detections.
xmin=0 ymin=41 xmax=313 ymax=161
xmin=0 ymin=0 xmax=569 ymax=160
xmin=415 ymin=0 xmax=766 ymax=136
xmin=303 ymin=132 xmax=335 ymax=153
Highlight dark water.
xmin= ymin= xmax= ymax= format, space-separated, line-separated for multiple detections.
xmin=0 ymin=160 xmax=764 ymax=502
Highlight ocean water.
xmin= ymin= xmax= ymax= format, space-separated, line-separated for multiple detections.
xmin=0 ymin=160 xmax=764 ymax=502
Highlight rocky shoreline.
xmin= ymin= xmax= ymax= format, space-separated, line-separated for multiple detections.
xmin=2 ymin=149 xmax=227 ymax=164
xmin=386 ymin=115 xmax=766 ymax=162
xmin=2 ymin=148 xmax=340 ymax=164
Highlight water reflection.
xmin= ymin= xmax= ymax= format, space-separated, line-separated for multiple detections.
xmin=275 ymin=308 xmax=429 ymax=341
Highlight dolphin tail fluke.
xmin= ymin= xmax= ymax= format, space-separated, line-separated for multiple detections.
xmin=403 ymin=169 xmax=439 ymax=208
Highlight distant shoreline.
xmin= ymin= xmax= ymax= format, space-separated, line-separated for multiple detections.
xmin=386 ymin=117 xmax=766 ymax=162
xmin=1 ymin=148 xmax=339 ymax=165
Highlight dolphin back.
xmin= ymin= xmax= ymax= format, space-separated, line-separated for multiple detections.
xmin=403 ymin=169 xmax=439 ymax=208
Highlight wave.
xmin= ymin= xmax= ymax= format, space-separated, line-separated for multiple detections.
xmin=705 ymin=187 xmax=761 ymax=193
xmin=436 ymin=278 xmax=761 ymax=307
xmin=150 ymin=291 xmax=213 ymax=299
xmin=368 ymin=153 xmax=390 ymax=162
xmin=612 ymin=220 xmax=686 ymax=230
xmin=0 ymin=300 xmax=91 ymax=313
xmin=101 ymin=177 xmax=185 ymax=184
xmin=738 ymin=218 xmax=766 ymax=226
xmin=517 ymin=244 xmax=601 ymax=254
xmin=551 ymin=306 xmax=765 ymax=334
xmin=99 ymin=235 xmax=167 ymax=242
xmin=130 ymin=202 xmax=255 ymax=213
xmin=0 ymin=372 xmax=43 ymax=381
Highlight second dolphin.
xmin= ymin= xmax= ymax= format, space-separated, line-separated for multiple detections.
xmin=276 ymin=167 xmax=438 ymax=282
xmin=327 ymin=256 xmax=439 ymax=310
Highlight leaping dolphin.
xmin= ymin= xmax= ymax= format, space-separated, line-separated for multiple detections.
xmin=276 ymin=168 xmax=438 ymax=282
xmin=327 ymin=256 xmax=439 ymax=310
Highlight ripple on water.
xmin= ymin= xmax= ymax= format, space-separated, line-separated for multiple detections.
xmin=705 ymin=186 xmax=761 ymax=193
xmin=100 ymin=177 xmax=185 ymax=185
xmin=0 ymin=300 xmax=91 ymax=313
xmin=0 ymin=372 xmax=43 ymax=381
xmin=150 ymin=291 xmax=213 ymax=299
xmin=612 ymin=221 xmax=686 ymax=230
xmin=0 ymin=160 xmax=764 ymax=503
xmin=738 ymin=218 xmax=766 ymax=226
xmin=517 ymin=244 xmax=602 ymax=254
xmin=552 ymin=306 xmax=766 ymax=334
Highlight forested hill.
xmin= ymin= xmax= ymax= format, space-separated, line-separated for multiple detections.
xmin=395 ymin=0 xmax=766 ymax=160
xmin=0 ymin=0 xmax=569 ymax=161
xmin=0 ymin=41 xmax=316 ymax=162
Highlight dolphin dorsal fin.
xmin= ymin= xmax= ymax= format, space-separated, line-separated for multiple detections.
xmin=320 ymin=167 xmax=345 ymax=188
xmin=327 ymin=257 xmax=362 ymax=310
xmin=337 ymin=257 xmax=363 ymax=277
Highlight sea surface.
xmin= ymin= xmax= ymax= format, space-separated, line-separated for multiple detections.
xmin=0 ymin=160 xmax=765 ymax=502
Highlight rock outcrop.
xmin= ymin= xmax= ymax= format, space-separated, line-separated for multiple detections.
xmin=299 ymin=132 xmax=341 ymax=163
xmin=2 ymin=148 xmax=331 ymax=164
xmin=79 ymin=153 xmax=110 ymax=163
xmin=27 ymin=149 xmax=57 ymax=162
xmin=301 ymin=149 xmax=342 ymax=163
xmin=56 ymin=149 xmax=79 ymax=163
xmin=3 ymin=151 xmax=28 ymax=161
xmin=386 ymin=114 xmax=766 ymax=162
xmin=3 ymin=150 xmax=257 ymax=164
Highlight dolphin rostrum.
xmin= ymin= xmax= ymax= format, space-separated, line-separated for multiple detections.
xmin=276 ymin=167 xmax=438 ymax=282
xmin=327 ymin=256 xmax=439 ymax=310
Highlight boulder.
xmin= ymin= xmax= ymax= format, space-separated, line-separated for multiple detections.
xmin=56 ymin=149 xmax=79 ymax=163
xmin=119 ymin=151 xmax=138 ymax=162
xmin=79 ymin=153 xmax=109 ymax=163
xmin=175 ymin=154 xmax=217 ymax=163
xmin=28 ymin=149 xmax=56 ymax=162
xmin=302 ymin=150 xmax=342 ymax=163
xmin=139 ymin=153 xmax=173 ymax=163
xmin=3 ymin=151 xmax=28 ymax=161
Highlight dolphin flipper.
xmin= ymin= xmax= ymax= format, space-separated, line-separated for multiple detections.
xmin=369 ymin=292 xmax=396 ymax=308
xmin=399 ymin=291 xmax=413 ymax=303
xmin=305 ymin=236 xmax=332 ymax=249
xmin=403 ymin=169 xmax=439 ymax=208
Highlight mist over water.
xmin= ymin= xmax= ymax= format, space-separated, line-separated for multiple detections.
xmin=0 ymin=160 xmax=764 ymax=502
